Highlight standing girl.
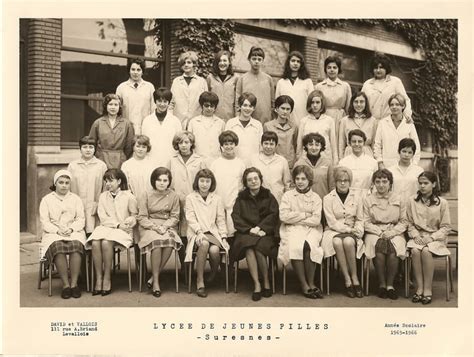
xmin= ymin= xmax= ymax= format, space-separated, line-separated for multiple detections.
xmin=185 ymin=169 xmax=230 ymax=298
xmin=406 ymin=172 xmax=451 ymax=305
xmin=315 ymin=56 xmax=352 ymax=140
xmin=39 ymin=170 xmax=86 ymax=299
xmin=137 ymin=167 xmax=181 ymax=297
xmin=167 ymin=131 xmax=206 ymax=275
xmin=297 ymin=90 xmax=338 ymax=164
xmin=275 ymin=51 xmax=314 ymax=127
xmin=206 ymin=50 xmax=239 ymax=121
xmin=225 ymin=92 xmax=264 ymax=166
xmin=89 ymin=93 xmax=135 ymax=169
xmin=121 ymin=135 xmax=156 ymax=201
xmin=170 ymin=51 xmax=208 ymax=129
xmin=68 ymin=136 xmax=107 ymax=236
xmin=338 ymin=91 xmax=378 ymax=159
xmin=374 ymin=94 xmax=421 ymax=169
xmin=88 ymin=169 xmax=138 ymax=295
xmin=279 ymin=165 xmax=324 ymax=299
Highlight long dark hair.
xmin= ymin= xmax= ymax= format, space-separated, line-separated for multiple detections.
xmin=414 ymin=171 xmax=441 ymax=206
xmin=282 ymin=51 xmax=310 ymax=80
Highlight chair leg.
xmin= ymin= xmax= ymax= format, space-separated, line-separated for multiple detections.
xmin=364 ymin=258 xmax=370 ymax=296
xmin=127 ymin=248 xmax=132 ymax=292
xmin=449 ymin=256 xmax=454 ymax=293
xmin=38 ymin=259 xmax=44 ymax=289
xmin=271 ymin=258 xmax=275 ymax=294
xmin=319 ymin=261 xmax=323 ymax=291
xmin=48 ymin=262 xmax=53 ymax=297
xmin=134 ymin=245 xmax=140 ymax=284
xmin=175 ymin=249 xmax=179 ymax=293
xmin=234 ymin=261 xmax=238 ymax=293
xmin=139 ymin=253 xmax=143 ymax=292
xmin=445 ymin=256 xmax=450 ymax=301
xmin=282 ymin=264 xmax=286 ymax=295
xmin=404 ymin=258 xmax=409 ymax=298
xmin=325 ymin=258 xmax=330 ymax=295
xmin=85 ymin=252 xmax=90 ymax=292
xmin=188 ymin=261 xmax=192 ymax=294
xmin=225 ymin=253 xmax=229 ymax=293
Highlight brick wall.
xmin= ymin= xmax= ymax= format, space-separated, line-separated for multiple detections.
xmin=169 ymin=21 xmax=182 ymax=81
xmin=27 ymin=19 xmax=62 ymax=146
xmin=303 ymin=37 xmax=319 ymax=85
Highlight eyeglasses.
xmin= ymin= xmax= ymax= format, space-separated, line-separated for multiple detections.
xmin=203 ymin=103 xmax=215 ymax=108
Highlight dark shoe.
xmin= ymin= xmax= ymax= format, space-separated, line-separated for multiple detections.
xmin=303 ymin=290 xmax=318 ymax=299
xmin=251 ymin=291 xmax=262 ymax=301
xmin=71 ymin=286 xmax=81 ymax=298
xmin=196 ymin=287 xmax=208 ymax=298
xmin=346 ymin=285 xmax=355 ymax=298
xmin=146 ymin=282 xmax=152 ymax=289
xmin=312 ymin=287 xmax=323 ymax=299
xmin=92 ymin=290 xmax=101 ymax=296
xmin=152 ymin=290 xmax=162 ymax=298
xmin=61 ymin=287 xmax=72 ymax=299
xmin=421 ymin=295 xmax=432 ymax=305
xmin=412 ymin=293 xmax=423 ymax=303
xmin=101 ymin=289 xmax=112 ymax=296
xmin=387 ymin=288 xmax=398 ymax=300
xmin=354 ymin=285 xmax=363 ymax=298
xmin=262 ymin=288 xmax=272 ymax=298
xmin=378 ymin=287 xmax=388 ymax=299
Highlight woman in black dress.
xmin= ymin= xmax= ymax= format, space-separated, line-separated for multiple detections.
xmin=231 ymin=167 xmax=279 ymax=301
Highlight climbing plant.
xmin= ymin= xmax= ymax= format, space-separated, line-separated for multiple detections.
xmin=171 ymin=19 xmax=235 ymax=77
xmin=164 ymin=18 xmax=457 ymax=155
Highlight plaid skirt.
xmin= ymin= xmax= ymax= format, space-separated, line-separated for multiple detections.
xmin=141 ymin=238 xmax=181 ymax=255
xmin=375 ymin=238 xmax=396 ymax=255
xmin=45 ymin=240 xmax=84 ymax=263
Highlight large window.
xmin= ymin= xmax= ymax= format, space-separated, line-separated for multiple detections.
xmin=61 ymin=19 xmax=164 ymax=147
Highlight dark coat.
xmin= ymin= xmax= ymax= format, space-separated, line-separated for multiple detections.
xmin=231 ymin=187 xmax=280 ymax=236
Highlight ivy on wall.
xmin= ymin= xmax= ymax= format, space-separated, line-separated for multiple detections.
xmin=165 ymin=18 xmax=458 ymax=155
xmin=172 ymin=19 xmax=235 ymax=77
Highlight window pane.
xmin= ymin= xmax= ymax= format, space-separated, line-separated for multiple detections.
xmin=61 ymin=98 xmax=103 ymax=145
xmin=63 ymin=18 xmax=161 ymax=60
xmin=233 ymin=32 xmax=289 ymax=78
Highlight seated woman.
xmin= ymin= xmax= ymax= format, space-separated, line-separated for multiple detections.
xmin=185 ymin=169 xmax=230 ymax=298
xmin=322 ymin=166 xmax=364 ymax=298
xmin=231 ymin=167 xmax=279 ymax=301
xmin=88 ymin=169 xmax=138 ymax=296
xmin=137 ymin=167 xmax=181 ymax=298
xmin=363 ymin=169 xmax=407 ymax=300
xmin=406 ymin=171 xmax=451 ymax=305
xmin=279 ymin=165 xmax=324 ymax=299
xmin=39 ymin=169 xmax=86 ymax=299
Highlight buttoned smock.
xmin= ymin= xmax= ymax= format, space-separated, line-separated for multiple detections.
xmin=363 ymin=191 xmax=407 ymax=259
xmin=39 ymin=191 xmax=86 ymax=258
xmin=88 ymin=190 xmax=138 ymax=249
xmin=321 ymin=189 xmax=364 ymax=258
xmin=406 ymin=196 xmax=451 ymax=256
xmin=278 ymin=189 xmax=324 ymax=266
xmin=137 ymin=189 xmax=182 ymax=252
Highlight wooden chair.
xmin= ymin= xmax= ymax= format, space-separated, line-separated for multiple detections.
xmin=187 ymin=248 xmax=229 ymax=293
xmin=138 ymin=247 xmax=180 ymax=293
